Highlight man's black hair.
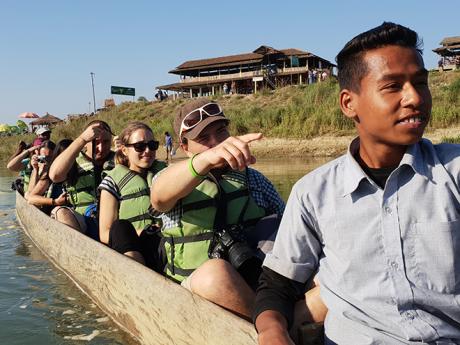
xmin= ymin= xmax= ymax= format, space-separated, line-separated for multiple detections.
xmin=336 ymin=22 xmax=423 ymax=92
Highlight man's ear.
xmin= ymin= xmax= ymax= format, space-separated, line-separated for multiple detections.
xmin=180 ymin=141 xmax=191 ymax=157
xmin=339 ymin=89 xmax=359 ymax=121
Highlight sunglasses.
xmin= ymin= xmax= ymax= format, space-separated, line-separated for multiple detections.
xmin=125 ymin=140 xmax=159 ymax=152
xmin=179 ymin=103 xmax=224 ymax=137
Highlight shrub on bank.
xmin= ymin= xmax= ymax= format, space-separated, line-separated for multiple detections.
xmin=1 ymin=71 xmax=459 ymax=162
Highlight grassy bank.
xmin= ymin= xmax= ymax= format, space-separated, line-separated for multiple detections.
xmin=1 ymin=70 xmax=459 ymax=162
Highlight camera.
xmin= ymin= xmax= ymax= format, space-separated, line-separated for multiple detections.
xmin=209 ymin=225 xmax=262 ymax=274
xmin=37 ymin=155 xmax=47 ymax=163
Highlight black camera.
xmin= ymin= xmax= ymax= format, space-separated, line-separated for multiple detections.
xmin=209 ymin=225 xmax=262 ymax=274
xmin=37 ymin=155 xmax=47 ymax=163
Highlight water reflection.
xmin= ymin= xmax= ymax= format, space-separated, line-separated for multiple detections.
xmin=0 ymin=156 xmax=330 ymax=344
xmin=0 ymin=169 xmax=137 ymax=345
xmin=253 ymin=157 xmax=331 ymax=201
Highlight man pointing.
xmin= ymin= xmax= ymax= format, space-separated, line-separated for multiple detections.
xmin=151 ymin=98 xmax=285 ymax=318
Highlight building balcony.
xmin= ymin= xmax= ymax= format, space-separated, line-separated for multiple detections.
xmin=179 ymin=66 xmax=311 ymax=84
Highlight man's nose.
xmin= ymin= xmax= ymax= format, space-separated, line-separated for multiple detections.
xmin=206 ymin=135 xmax=220 ymax=148
xmin=402 ymin=83 xmax=424 ymax=108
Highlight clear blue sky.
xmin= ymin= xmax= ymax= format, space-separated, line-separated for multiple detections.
xmin=0 ymin=0 xmax=458 ymax=125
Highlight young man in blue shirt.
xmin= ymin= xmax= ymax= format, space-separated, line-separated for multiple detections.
xmin=254 ymin=22 xmax=460 ymax=344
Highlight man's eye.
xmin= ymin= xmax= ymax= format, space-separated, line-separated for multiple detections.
xmin=383 ymin=83 xmax=401 ymax=90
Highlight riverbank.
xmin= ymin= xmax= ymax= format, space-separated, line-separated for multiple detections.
xmin=1 ymin=70 xmax=459 ymax=162
xmin=154 ymin=125 xmax=460 ymax=161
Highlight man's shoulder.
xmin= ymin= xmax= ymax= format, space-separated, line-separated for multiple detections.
xmin=246 ymin=167 xmax=275 ymax=186
xmin=294 ymin=155 xmax=347 ymax=189
xmin=430 ymin=140 xmax=460 ymax=162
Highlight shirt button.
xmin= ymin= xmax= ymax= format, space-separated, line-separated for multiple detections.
xmin=403 ymin=310 xmax=415 ymax=320
xmin=384 ymin=206 xmax=392 ymax=214
xmin=390 ymin=261 xmax=399 ymax=270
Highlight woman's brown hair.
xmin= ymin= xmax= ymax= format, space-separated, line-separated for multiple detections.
xmin=116 ymin=122 xmax=154 ymax=167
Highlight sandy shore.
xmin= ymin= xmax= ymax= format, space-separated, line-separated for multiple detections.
xmin=155 ymin=126 xmax=459 ymax=161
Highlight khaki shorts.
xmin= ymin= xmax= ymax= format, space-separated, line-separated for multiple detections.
xmin=180 ymin=270 xmax=196 ymax=291
xmin=50 ymin=206 xmax=88 ymax=233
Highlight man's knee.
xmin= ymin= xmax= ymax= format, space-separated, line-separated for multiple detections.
xmin=189 ymin=259 xmax=235 ymax=293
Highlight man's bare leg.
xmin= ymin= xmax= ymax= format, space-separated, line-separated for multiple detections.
xmin=184 ymin=258 xmax=255 ymax=319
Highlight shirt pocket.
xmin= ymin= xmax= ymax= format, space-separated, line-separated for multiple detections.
xmin=413 ymin=219 xmax=460 ymax=293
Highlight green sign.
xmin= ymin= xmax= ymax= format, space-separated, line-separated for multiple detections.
xmin=111 ymin=86 xmax=135 ymax=96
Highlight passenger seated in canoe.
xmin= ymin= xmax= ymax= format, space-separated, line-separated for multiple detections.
xmin=7 ymin=141 xmax=41 ymax=194
xmin=28 ymin=139 xmax=73 ymax=215
xmin=48 ymin=120 xmax=115 ymax=240
xmin=25 ymin=140 xmax=56 ymax=199
xmin=98 ymin=122 xmax=166 ymax=268
xmin=150 ymin=99 xmax=285 ymax=319
xmin=254 ymin=22 xmax=455 ymax=345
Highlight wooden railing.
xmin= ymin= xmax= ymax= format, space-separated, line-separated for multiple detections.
xmin=179 ymin=66 xmax=310 ymax=84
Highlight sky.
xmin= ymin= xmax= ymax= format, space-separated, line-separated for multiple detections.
xmin=0 ymin=0 xmax=459 ymax=125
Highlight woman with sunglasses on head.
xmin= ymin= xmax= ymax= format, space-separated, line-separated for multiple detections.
xmin=98 ymin=122 xmax=167 ymax=267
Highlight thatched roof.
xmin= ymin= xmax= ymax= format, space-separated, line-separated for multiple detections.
xmin=170 ymin=46 xmax=333 ymax=74
xmin=433 ymin=36 xmax=460 ymax=56
xmin=440 ymin=36 xmax=460 ymax=46
xmin=30 ymin=113 xmax=63 ymax=126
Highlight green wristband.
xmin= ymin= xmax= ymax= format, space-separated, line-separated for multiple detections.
xmin=188 ymin=153 xmax=206 ymax=179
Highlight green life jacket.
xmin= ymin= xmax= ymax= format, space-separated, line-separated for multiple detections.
xmin=21 ymin=161 xmax=33 ymax=193
xmin=65 ymin=151 xmax=115 ymax=215
xmin=161 ymin=169 xmax=266 ymax=282
xmin=106 ymin=160 xmax=167 ymax=231
xmin=22 ymin=169 xmax=31 ymax=193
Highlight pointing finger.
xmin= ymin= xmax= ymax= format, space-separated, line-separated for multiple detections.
xmin=237 ymin=133 xmax=263 ymax=143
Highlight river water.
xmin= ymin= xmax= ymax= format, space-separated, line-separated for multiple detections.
xmin=0 ymin=156 xmax=331 ymax=344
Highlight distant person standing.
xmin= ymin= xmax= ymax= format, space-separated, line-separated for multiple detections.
xmin=307 ymin=70 xmax=313 ymax=84
xmin=223 ymin=82 xmax=229 ymax=94
xmin=164 ymin=131 xmax=173 ymax=161
xmin=230 ymin=80 xmax=236 ymax=94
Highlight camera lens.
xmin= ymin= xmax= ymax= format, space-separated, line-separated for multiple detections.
xmin=227 ymin=241 xmax=258 ymax=270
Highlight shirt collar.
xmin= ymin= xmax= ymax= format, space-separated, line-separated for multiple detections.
xmin=342 ymin=137 xmax=368 ymax=196
xmin=400 ymin=139 xmax=429 ymax=178
xmin=342 ymin=138 xmax=429 ymax=196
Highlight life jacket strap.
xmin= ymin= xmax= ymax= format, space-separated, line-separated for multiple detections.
xmin=160 ymin=232 xmax=214 ymax=276
xmin=120 ymin=188 xmax=150 ymax=201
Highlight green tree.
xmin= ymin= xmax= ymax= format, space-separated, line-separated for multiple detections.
xmin=137 ymin=96 xmax=148 ymax=103
xmin=16 ymin=120 xmax=28 ymax=132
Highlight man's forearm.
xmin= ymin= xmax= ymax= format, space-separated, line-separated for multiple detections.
xmin=151 ymin=157 xmax=209 ymax=212
xmin=49 ymin=137 xmax=86 ymax=182
xmin=256 ymin=310 xmax=294 ymax=345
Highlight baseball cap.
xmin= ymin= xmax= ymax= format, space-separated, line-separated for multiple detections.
xmin=173 ymin=98 xmax=229 ymax=140
xmin=36 ymin=127 xmax=51 ymax=136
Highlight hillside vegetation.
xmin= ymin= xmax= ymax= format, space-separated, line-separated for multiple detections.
xmin=1 ymin=70 xmax=459 ymax=162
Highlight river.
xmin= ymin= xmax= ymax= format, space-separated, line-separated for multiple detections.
xmin=0 ymin=156 xmax=331 ymax=344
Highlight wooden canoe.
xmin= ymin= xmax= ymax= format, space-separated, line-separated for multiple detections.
xmin=15 ymin=192 xmax=258 ymax=345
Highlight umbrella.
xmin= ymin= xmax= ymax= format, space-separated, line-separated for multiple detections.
xmin=19 ymin=112 xmax=39 ymax=119
xmin=0 ymin=124 xmax=9 ymax=132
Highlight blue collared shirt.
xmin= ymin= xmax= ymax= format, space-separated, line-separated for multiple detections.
xmin=264 ymin=138 xmax=460 ymax=344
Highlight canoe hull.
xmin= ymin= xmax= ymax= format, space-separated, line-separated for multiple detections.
xmin=15 ymin=193 xmax=257 ymax=345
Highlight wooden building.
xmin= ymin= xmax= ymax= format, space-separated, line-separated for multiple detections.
xmin=157 ymin=45 xmax=335 ymax=98
xmin=433 ymin=36 xmax=460 ymax=70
